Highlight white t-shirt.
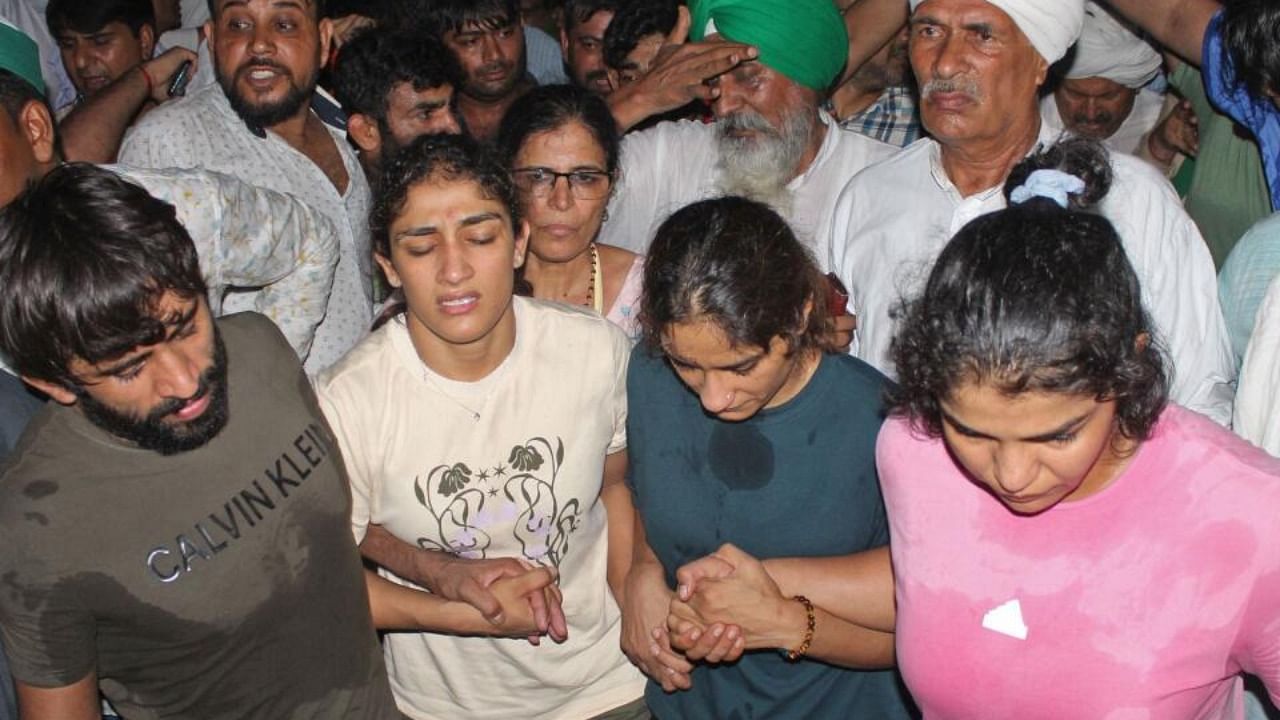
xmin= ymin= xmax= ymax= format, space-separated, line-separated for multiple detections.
xmin=600 ymin=111 xmax=896 ymax=268
xmin=830 ymin=123 xmax=1236 ymax=425
xmin=316 ymin=297 xmax=644 ymax=720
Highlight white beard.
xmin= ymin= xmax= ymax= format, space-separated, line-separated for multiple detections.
xmin=714 ymin=107 xmax=814 ymax=218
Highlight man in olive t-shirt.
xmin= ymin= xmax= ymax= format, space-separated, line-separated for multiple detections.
xmin=0 ymin=164 xmax=401 ymax=719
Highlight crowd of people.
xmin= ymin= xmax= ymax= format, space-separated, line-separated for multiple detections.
xmin=0 ymin=0 xmax=1278 ymax=718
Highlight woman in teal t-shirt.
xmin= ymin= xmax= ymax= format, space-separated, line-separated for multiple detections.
xmin=620 ymin=197 xmax=914 ymax=719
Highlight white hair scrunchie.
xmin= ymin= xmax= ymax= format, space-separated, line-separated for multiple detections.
xmin=1009 ymin=169 xmax=1086 ymax=208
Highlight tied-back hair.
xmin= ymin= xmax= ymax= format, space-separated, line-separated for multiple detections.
xmin=369 ymin=133 xmax=520 ymax=260
xmin=639 ymin=196 xmax=834 ymax=356
xmin=496 ymin=84 xmax=621 ymax=176
xmin=0 ymin=163 xmax=207 ymax=386
xmin=887 ymin=137 xmax=1169 ymax=441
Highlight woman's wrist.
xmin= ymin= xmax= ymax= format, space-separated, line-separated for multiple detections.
xmin=755 ymin=594 xmax=810 ymax=651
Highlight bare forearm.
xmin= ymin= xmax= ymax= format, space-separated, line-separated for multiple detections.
xmin=15 ymin=673 xmax=100 ymax=720
xmin=763 ymin=546 xmax=896 ymax=632
xmin=841 ymin=0 xmax=910 ymax=86
xmin=363 ymin=569 xmax=483 ymax=632
xmin=359 ymin=523 xmax=441 ymax=588
xmin=1103 ymin=0 xmax=1219 ymax=66
xmin=767 ymin=600 xmax=897 ymax=668
xmin=601 ymin=451 xmax=634 ymax=600
xmin=59 ymin=67 xmax=150 ymax=162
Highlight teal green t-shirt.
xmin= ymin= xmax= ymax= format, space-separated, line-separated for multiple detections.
xmin=627 ymin=348 xmax=914 ymax=719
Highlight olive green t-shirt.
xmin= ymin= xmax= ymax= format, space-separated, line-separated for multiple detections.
xmin=0 ymin=313 xmax=399 ymax=719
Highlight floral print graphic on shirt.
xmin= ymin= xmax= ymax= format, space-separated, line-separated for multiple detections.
xmin=412 ymin=436 xmax=582 ymax=568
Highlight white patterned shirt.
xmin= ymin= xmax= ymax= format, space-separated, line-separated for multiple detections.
xmin=113 ymin=165 xmax=339 ymax=358
xmin=119 ymin=83 xmax=372 ymax=374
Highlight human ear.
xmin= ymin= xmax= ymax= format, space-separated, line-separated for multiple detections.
xmin=346 ymin=113 xmax=382 ymax=155
xmin=139 ymin=24 xmax=156 ymax=59
xmin=19 ymin=100 xmax=57 ymax=165
xmin=374 ymin=252 xmax=402 ymax=288
xmin=513 ymin=220 xmax=530 ymax=268
xmin=20 ymin=376 xmax=77 ymax=405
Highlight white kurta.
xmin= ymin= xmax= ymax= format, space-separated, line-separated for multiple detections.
xmin=600 ymin=111 xmax=896 ymax=269
xmin=1235 ymin=274 xmax=1280 ymax=455
xmin=830 ymin=123 xmax=1236 ymax=425
xmin=1040 ymin=87 xmax=1165 ymax=156
xmin=120 ymin=84 xmax=372 ymax=375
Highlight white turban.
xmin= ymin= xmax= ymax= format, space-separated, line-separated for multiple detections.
xmin=908 ymin=0 xmax=1084 ymax=64
xmin=1064 ymin=2 xmax=1161 ymax=88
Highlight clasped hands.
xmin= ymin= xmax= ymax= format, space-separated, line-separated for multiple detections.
xmin=623 ymin=544 xmax=801 ymax=692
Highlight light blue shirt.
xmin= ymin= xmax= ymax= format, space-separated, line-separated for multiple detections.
xmin=1220 ymin=212 xmax=1280 ymax=365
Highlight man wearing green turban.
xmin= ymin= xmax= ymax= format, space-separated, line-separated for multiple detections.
xmin=688 ymin=0 xmax=848 ymax=92
xmin=597 ymin=0 xmax=896 ymax=281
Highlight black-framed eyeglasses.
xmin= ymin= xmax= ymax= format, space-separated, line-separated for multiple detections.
xmin=512 ymin=167 xmax=612 ymax=199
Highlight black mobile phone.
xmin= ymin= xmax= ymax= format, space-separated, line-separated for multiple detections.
xmin=167 ymin=60 xmax=193 ymax=98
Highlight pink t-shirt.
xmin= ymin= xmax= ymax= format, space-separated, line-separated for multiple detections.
xmin=878 ymin=405 xmax=1280 ymax=719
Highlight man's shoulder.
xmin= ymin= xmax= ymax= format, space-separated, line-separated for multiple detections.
xmin=129 ymin=84 xmax=231 ymax=137
xmin=1103 ymin=150 xmax=1184 ymax=211
xmin=827 ymin=124 xmax=900 ymax=166
xmin=846 ymin=136 xmax=933 ymax=186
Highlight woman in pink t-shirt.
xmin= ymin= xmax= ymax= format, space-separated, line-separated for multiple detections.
xmin=668 ymin=139 xmax=1280 ymax=718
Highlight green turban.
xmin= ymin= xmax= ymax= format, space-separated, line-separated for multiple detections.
xmin=0 ymin=20 xmax=44 ymax=94
xmin=689 ymin=0 xmax=848 ymax=92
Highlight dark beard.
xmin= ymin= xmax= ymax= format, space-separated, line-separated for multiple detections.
xmin=217 ymin=59 xmax=317 ymax=129
xmin=77 ymin=330 xmax=231 ymax=456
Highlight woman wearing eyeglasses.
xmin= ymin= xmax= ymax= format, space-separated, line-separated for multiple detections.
xmin=498 ymin=85 xmax=644 ymax=339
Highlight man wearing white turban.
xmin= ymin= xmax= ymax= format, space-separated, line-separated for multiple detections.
xmin=829 ymin=0 xmax=1236 ymax=425
xmin=1041 ymin=1 xmax=1165 ymax=154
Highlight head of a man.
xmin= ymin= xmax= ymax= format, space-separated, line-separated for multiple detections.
xmin=206 ymin=0 xmax=331 ymax=129
xmin=0 ymin=163 xmax=230 ymax=455
xmin=908 ymin=0 xmax=1079 ymax=151
xmin=333 ymin=29 xmax=463 ymax=171
xmin=849 ymin=25 xmax=911 ymax=94
xmin=603 ymin=0 xmax=677 ymax=87
xmin=46 ymin=0 xmax=157 ymax=99
xmin=0 ymin=70 xmax=59 ymax=207
xmin=1051 ymin=2 xmax=1157 ymax=141
xmin=1222 ymin=0 xmax=1280 ymax=107
xmin=427 ymin=0 xmax=527 ymax=103
xmin=1053 ymin=76 xmax=1134 ymax=140
xmin=560 ymin=0 xmax=619 ymax=95
xmin=689 ymin=0 xmax=844 ymax=207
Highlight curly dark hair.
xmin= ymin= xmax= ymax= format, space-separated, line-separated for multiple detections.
xmin=331 ymin=29 xmax=459 ymax=122
xmin=639 ymin=196 xmax=833 ymax=356
xmin=1221 ymin=0 xmax=1280 ymax=100
xmin=887 ymin=137 xmax=1169 ymax=442
xmin=369 ymin=133 xmax=520 ymax=259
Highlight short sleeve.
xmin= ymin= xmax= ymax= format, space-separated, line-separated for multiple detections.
xmin=606 ymin=322 xmax=631 ymax=455
xmin=0 ymin=541 xmax=96 ymax=687
xmin=314 ymin=375 xmax=376 ymax=546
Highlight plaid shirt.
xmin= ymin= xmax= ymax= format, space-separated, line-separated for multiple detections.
xmin=829 ymin=85 xmax=923 ymax=148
